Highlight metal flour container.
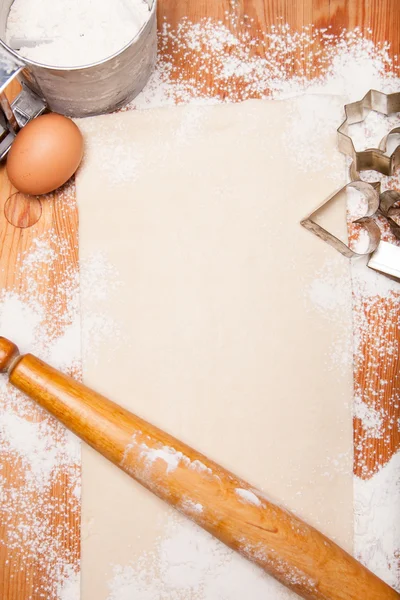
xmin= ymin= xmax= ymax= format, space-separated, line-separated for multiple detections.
xmin=0 ymin=0 xmax=157 ymax=157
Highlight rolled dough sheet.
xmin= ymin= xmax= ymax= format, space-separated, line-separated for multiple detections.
xmin=76 ymin=98 xmax=354 ymax=599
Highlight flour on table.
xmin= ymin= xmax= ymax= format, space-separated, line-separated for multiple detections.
xmin=282 ymin=95 xmax=345 ymax=175
xmin=127 ymin=19 xmax=400 ymax=176
xmin=304 ymin=143 xmax=399 ymax=587
xmin=57 ymin=564 xmax=81 ymax=600
xmin=107 ymin=515 xmax=296 ymax=600
xmin=0 ymin=231 xmax=123 ymax=599
xmin=77 ymin=105 xmax=209 ymax=187
xmin=80 ymin=252 xmax=125 ymax=364
xmin=354 ymin=395 xmax=384 ymax=439
xmin=306 ymin=259 xmax=352 ymax=319
xmin=130 ymin=20 xmax=400 ymax=110
xmin=349 ymin=110 xmax=400 ymax=152
xmin=354 ymin=451 xmax=400 ymax=591
xmin=0 ymin=287 xmax=81 ymax=599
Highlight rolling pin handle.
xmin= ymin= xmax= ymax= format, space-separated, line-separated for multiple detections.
xmin=0 ymin=336 xmax=21 ymax=373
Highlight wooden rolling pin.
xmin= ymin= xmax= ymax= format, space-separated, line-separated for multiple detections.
xmin=0 ymin=336 xmax=398 ymax=600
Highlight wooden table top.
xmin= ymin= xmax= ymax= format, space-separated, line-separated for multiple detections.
xmin=0 ymin=1 xmax=399 ymax=598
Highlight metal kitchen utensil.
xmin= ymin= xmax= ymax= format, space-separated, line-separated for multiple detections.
xmin=337 ymin=90 xmax=400 ymax=180
xmin=379 ymin=190 xmax=400 ymax=239
xmin=0 ymin=0 xmax=157 ymax=157
xmin=300 ymin=180 xmax=381 ymax=258
xmin=368 ymin=240 xmax=400 ymax=281
xmin=0 ymin=46 xmax=46 ymax=159
xmin=302 ymin=88 xmax=400 ymax=270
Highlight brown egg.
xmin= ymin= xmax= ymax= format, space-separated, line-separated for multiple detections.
xmin=6 ymin=113 xmax=84 ymax=195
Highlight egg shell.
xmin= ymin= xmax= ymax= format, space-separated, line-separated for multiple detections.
xmin=6 ymin=113 xmax=84 ymax=195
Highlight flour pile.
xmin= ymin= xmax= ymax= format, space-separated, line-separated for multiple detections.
xmin=6 ymin=0 xmax=150 ymax=67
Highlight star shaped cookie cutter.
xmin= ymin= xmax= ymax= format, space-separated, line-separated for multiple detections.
xmin=301 ymin=89 xmax=400 ymax=263
xmin=338 ymin=90 xmax=400 ymax=180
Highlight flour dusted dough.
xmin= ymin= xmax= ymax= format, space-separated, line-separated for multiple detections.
xmin=76 ymin=98 xmax=354 ymax=599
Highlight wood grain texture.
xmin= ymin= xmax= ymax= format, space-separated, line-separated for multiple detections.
xmin=1 ymin=341 xmax=398 ymax=600
xmin=0 ymin=81 xmax=80 ymax=600
xmin=353 ymin=294 xmax=400 ymax=477
xmin=0 ymin=1 xmax=399 ymax=597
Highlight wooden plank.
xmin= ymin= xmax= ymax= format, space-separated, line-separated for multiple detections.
xmin=353 ymin=294 xmax=400 ymax=477
xmin=0 ymin=84 xmax=80 ymax=600
xmin=0 ymin=1 xmax=399 ymax=597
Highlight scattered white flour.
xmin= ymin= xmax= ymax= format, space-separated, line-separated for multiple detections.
xmin=349 ymin=110 xmax=400 ymax=152
xmin=141 ymin=445 xmax=188 ymax=474
xmin=345 ymin=186 xmax=381 ymax=254
xmin=77 ymin=105 xmax=209 ymax=187
xmin=0 ymin=232 xmax=81 ymax=599
xmin=310 ymin=268 xmax=351 ymax=371
xmin=77 ymin=119 xmax=145 ymax=187
xmin=107 ymin=515 xmax=296 ymax=600
xmin=79 ymin=252 xmax=125 ymax=365
xmin=127 ymin=20 xmax=400 ymax=175
xmin=123 ymin=435 xmax=215 ymax=479
xmin=189 ymin=460 xmax=213 ymax=475
xmin=282 ymin=94 xmax=345 ymax=176
xmin=129 ymin=20 xmax=400 ymax=110
xmin=56 ymin=564 xmax=81 ymax=600
xmin=181 ymin=499 xmax=203 ymax=514
xmin=306 ymin=258 xmax=352 ymax=320
xmin=2 ymin=13 xmax=400 ymax=597
xmin=354 ymin=451 xmax=400 ymax=591
xmin=235 ymin=488 xmax=262 ymax=507
xmin=351 ymin=227 xmax=372 ymax=254
xmin=354 ymin=395 xmax=384 ymax=438
xmin=80 ymin=252 xmax=122 ymax=303
xmin=351 ymin=258 xmax=400 ymax=375
xmin=0 ymin=291 xmax=44 ymax=353
xmin=0 ymin=228 xmax=123 ymax=598
xmin=346 ymin=186 xmax=371 ymax=220
xmin=306 ymin=207 xmax=399 ymax=587
xmin=21 ymin=235 xmax=57 ymax=269
xmin=6 ymin=0 xmax=150 ymax=67
xmin=352 ymin=256 xmax=400 ymax=299
xmin=0 ymin=409 xmax=79 ymax=484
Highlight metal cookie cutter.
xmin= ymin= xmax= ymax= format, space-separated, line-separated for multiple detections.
xmin=301 ymin=180 xmax=381 ymax=258
xmin=337 ymin=90 xmax=400 ymax=180
xmin=0 ymin=0 xmax=157 ymax=158
xmin=338 ymin=91 xmax=400 ymax=242
xmin=379 ymin=189 xmax=400 ymax=239
xmin=301 ymin=88 xmax=400 ymax=278
xmin=368 ymin=240 xmax=400 ymax=280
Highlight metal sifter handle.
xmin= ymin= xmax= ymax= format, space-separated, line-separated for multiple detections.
xmin=0 ymin=42 xmax=47 ymax=160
